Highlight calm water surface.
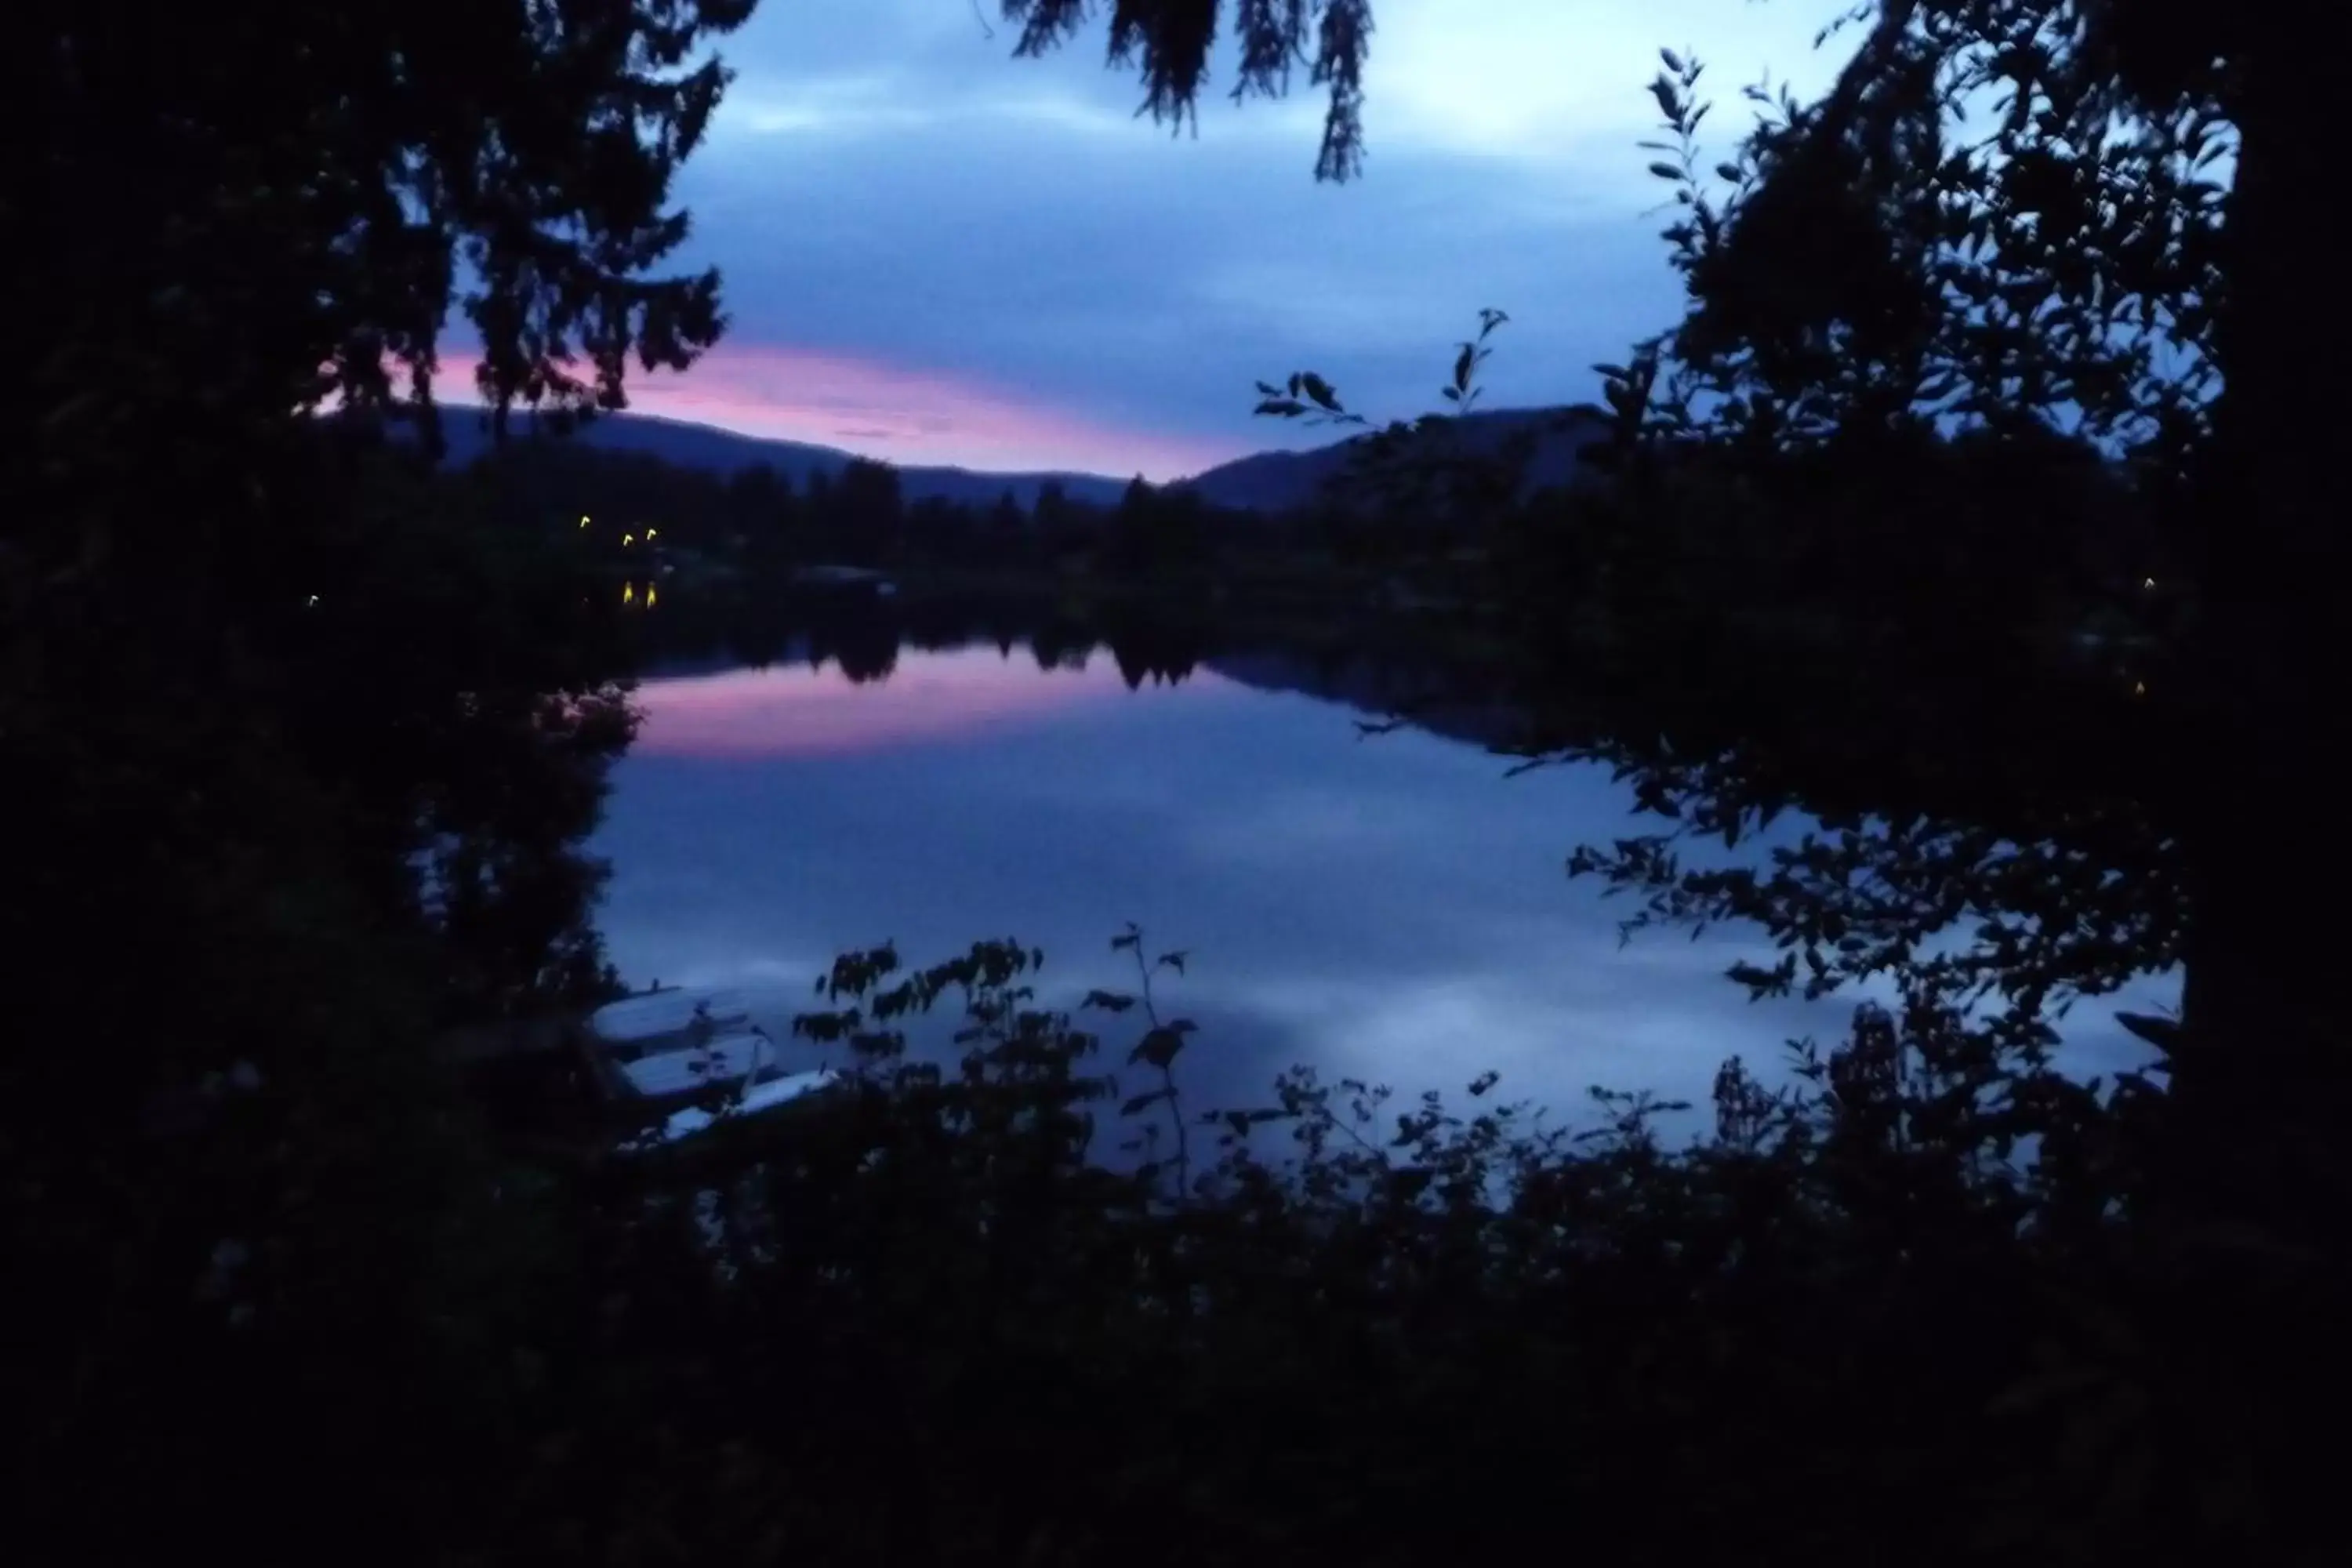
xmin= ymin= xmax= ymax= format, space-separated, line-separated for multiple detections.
xmin=592 ymin=642 xmax=2167 ymax=1121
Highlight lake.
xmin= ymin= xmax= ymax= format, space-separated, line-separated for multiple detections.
xmin=591 ymin=635 xmax=2169 ymax=1128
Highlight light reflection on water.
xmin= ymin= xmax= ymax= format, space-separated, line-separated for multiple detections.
xmin=593 ymin=643 xmax=2172 ymax=1127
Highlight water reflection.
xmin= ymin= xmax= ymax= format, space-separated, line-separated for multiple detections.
xmin=594 ymin=638 xmax=2171 ymax=1123
xmin=635 ymin=644 xmax=1157 ymax=758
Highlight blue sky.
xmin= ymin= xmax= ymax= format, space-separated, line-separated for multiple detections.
xmin=619 ymin=0 xmax=1855 ymax=480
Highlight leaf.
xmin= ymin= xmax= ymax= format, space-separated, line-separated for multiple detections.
xmin=1660 ymin=47 xmax=1685 ymax=74
xmin=2114 ymin=1011 xmax=2181 ymax=1056
xmin=1156 ymin=951 xmax=1188 ymax=975
xmin=1120 ymin=1089 xmax=1171 ymax=1116
xmin=1083 ymin=989 xmax=1137 ymax=1013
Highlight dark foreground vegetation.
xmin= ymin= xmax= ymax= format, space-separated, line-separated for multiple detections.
xmin=9 ymin=2 xmax=2345 ymax=1566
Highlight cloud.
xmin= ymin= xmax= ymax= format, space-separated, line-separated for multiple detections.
xmin=623 ymin=0 xmax=1856 ymax=478
xmin=1362 ymin=0 xmax=1857 ymax=167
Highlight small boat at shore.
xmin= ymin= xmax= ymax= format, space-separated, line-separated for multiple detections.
xmin=586 ymin=987 xmax=846 ymax=1149
xmin=630 ymin=1067 xmax=846 ymax=1151
xmin=436 ymin=987 xmax=848 ymax=1154
xmin=588 ymin=988 xmax=752 ymax=1056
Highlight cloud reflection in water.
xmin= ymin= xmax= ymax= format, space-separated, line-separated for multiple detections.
xmin=596 ymin=644 xmax=2168 ymax=1126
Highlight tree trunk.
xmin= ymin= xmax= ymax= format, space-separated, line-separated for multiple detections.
xmin=2176 ymin=31 xmax=2352 ymax=1160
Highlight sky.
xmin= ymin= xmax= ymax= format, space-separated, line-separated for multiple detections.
xmin=622 ymin=0 xmax=1859 ymax=481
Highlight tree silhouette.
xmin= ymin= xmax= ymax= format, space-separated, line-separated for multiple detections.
xmin=997 ymin=0 xmax=1371 ymax=179
xmin=836 ymin=456 xmax=907 ymax=564
xmin=11 ymin=5 xmax=762 ymax=1557
xmin=1007 ymin=0 xmax=2345 ymax=1098
xmin=31 ymin=0 xmax=755 ymax=486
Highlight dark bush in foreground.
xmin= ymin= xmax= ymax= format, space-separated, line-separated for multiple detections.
xmin=445 ymin=935 xmax=2336 ymax=1568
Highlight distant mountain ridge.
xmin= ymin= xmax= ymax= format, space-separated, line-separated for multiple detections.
xmin=1177 ymin=407 xmax=1613 ymax=514
xmin=426 ymin=404 xmax=1611 ymax=516
xmin=430 ymin=411 xmax=1132 ymax=510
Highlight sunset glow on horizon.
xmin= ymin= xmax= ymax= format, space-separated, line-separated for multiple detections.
xmin=622 ymin=341 xmax=1247 ymax=482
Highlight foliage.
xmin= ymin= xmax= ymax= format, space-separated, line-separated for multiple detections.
xmin=9 ymin=2 xmax=760 ymax=1558
xmin=996 ymin=0 xmax=1374 ymax=180
xmin=453 ymin=423 xmax=1430 ymax=583
xmin=991 ymin=12 xmax=2349 ymax=1547
xmin=459 ymin=932 xmax=2337 ymax=1564
xmin=994 ymin=0 xmax=2343 ymax=1089
xmin=5 ymin=437 xmax=648 ymax=1561
xmin=1510 ymin=13 xmax=2338 ymax=1102
xmin=1231 ymin=302 xmax=2184 ymax=1044
xmin=29 ymin=0 xmax=754 ymax=472
xmin=1025 ymin=2 xmax=2323 ymax=1067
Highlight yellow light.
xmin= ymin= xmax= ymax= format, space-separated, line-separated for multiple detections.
xmin=2142 ymin=575 xmax=2157 ymax=590
xmin=622 ymin=533 xmax=634 ymax=546
xmin=645 ymin=583 xmax=658 ymax=608
xmin=622 ymin=583 xmax=635 ymax=604
xmin=579 ymin=515 xmax=590 ymax=528
xmin=645 ymin=528 xmax=657 ymax=541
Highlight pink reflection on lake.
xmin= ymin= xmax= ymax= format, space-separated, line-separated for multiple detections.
xmin=634 ymin=646 xmax=1210 ymax=758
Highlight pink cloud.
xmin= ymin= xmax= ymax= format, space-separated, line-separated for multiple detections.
xmin=623 ymin=342 xmax=1243 ymax=481
xmin=637 ymin=645 xmax=1151 ymax=759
